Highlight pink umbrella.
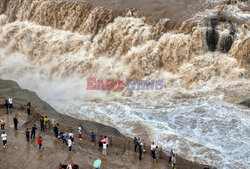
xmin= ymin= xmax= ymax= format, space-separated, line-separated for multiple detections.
xmin=100 ymin=138 xmax=109 ymax=143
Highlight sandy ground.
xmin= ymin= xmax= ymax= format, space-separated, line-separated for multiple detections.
xmin=0 ymin=108 xmax=172 ymax=169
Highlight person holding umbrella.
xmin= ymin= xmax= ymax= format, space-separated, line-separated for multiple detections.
xmin=93 ymin=159 xmax=101 ymax=169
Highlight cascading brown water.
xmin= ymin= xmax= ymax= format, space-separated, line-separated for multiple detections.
xmin=0 ymin=0 xmax=249 ymax=168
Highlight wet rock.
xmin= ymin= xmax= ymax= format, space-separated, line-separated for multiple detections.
xmin=240 ymin=99 xmax=250 ymax=107
xmin=206 ymin=28 xmax=219 ymax=51
xmin=206 ymin=19 xmax=220 ymax=51
xmin=219 ymin=35 xmax=234 ymax=53
xmin=206 ymin=19 xmax=235 ymax=53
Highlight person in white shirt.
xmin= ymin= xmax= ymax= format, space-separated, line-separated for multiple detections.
xmin=1 ymin=131 xmax=7 ymax=147
xmin=8 ymin=98 xmax=13 ymax=109
xmin=66 ymin=164 xmax=73 ymax=169
xmin=151 ymin=142 xmax=156 ymax=163
xmin=102 ymin=142 xmax=107 ymax=156
xmin=68 ymin=138 xmax=72 ymax=151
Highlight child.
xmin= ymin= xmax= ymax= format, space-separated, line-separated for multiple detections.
xmin=78 ymin=127 xmax=82 ymax=141
xmin=37 ymin=136 xmax=42 ymax=149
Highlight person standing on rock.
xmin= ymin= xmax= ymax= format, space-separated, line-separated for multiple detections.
xmin=44 ymin=116 xmax=49 ymax=130
xmin=169 ymin=149 xmax=173 ymax=163
xmin=104 ymin=135 xmax=109 ymax=147
xmin=26 ymin=102 xmax=31 ymax=115
xmin=78 ymin=127 xmax=82 ymax=141
xmin=139 ymin=139 xmax=145 ymax=152
xmin=13 ymin=116 xmax=18 ymax=130
xmin=155 ymin=146 xmax=159 ymax=160
xmin=5 ymin=100 xmax=9 ymax=114
xmin=68 ymin=137 xmax=73 ymax=151
xmin=98 ymin=136 xmax=103 ymax=151
xmin=31 ymin=124 xmax=37 ymax=139
xmin=102 ymin=142 xmax=107 ymax=156
xmin=53 ymin=124 xmax=59 ymax=138
xmin=40 ymin=117 xmax=44 ymax=131
xmin=91 ymin=132 xmax=95 ymax=145
xmin=151 ymin=142 xmax=156 ymax=163
xmin=37 ymin=136 xmax=42 ymax=150
xmin=1 ymin=131 xmax=7 ymax=148
xmin=25 ymin=128 xmax=30 ymax=142
xmin=1 ymin=118 xmax=5 ymax=131
xmin=172 ymin=154 xmax=176 ymax=169
xmin=139 ymin=144 xmax=143 ymax=160
xmin=8 ymin=97 xmax=13 ymax=109
xmin=133 ymin=137 xmax=139 ymax=152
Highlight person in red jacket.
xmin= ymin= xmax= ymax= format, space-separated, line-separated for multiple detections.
xmin=37 ymin=136 xmax=42 ymax=149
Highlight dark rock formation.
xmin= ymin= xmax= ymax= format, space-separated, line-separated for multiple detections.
xmin=206 ymin=19 xmax=235 ymax=53
xmin=206 ymin=28 xmax=219 ymax=51
xmin=219 ymin=35 xmax=234 ymax=53
xmin=240 ymin=99 xmax=250 ymax=107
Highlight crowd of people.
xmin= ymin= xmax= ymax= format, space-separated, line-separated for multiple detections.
xmin=133 ymin=137 xmax=176 ymax=167
xmin=0 ymin=98 xmax=214 ymax=169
